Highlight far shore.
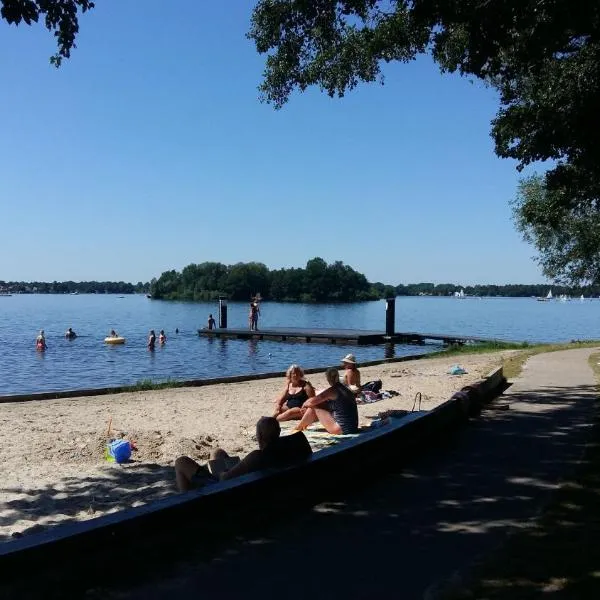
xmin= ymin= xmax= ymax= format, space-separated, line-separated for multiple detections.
xmin=0 ymin=352 xmax=507 ymax=541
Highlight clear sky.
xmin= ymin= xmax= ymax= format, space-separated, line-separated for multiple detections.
xmin=0 ymin=1 xmax=545 ymax=286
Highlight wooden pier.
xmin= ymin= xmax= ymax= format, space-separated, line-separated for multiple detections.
xmin=198 ymin=327 xmax=511 ymax=346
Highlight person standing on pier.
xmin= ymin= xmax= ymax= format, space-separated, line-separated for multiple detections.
xmin=208 ymin=314 xmax=216 ymax=330
xmin=249 ymin=300 xmax=260 ymax=331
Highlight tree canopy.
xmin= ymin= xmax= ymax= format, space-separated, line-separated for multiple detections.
xmin=249 ymin=1 xmax=600 ymax=283
xmin=150 ymin=258 xmax=384 ymax=302
xmin=1 ymin=0 xmax=94 ymax=65
xmin=512 ymin=175 xmax=600 ymax=285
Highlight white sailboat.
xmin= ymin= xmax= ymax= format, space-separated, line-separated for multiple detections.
xmin=537 ymin=289 xmax=552 ymax=302
xmin=581 ymin=294 xmax=585 ymax=302
xmin=454 ymin=289 xmax=465 ymax=298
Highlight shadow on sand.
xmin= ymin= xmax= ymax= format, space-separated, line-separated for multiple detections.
xmin=0 ymin=463 xmax=175 ymax=542
xmin=1 ymin=382 xmax=598 ymax=599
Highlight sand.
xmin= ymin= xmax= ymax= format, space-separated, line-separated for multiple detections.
xmin=0 ymin=353 xmax=503 ymax=541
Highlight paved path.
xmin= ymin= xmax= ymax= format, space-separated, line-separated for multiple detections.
xmin=115 ymin=348 xmax=599 ymax=600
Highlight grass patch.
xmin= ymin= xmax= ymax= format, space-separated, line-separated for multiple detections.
xmin=431 ymin=351 xmax=600 ymax=600
xmin=501 ymin=341 xmax=600 ymax=380
xmin=430 ymin=340 xmax=600 ymax=381
xmin=126 ymin=378 xmax=185 ymax=392
xmin=427 ymin=340 xmax=530 ymax=358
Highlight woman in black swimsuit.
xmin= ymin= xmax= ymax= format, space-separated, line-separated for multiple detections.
xmin=295 ymin=367 xmax=359 ymax=435
xmin=273 ymin=364 xmax=315 ymax=422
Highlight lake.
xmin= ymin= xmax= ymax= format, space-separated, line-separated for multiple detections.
xmin=0 ymin=294 xmax=598 ymax=395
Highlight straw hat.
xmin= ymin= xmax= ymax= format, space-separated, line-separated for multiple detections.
xmin=341 ymin=353 xmax=357 ymax=365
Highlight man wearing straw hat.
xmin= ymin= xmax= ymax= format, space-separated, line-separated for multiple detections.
xmin=341 ymin=353 xmax=361 ymax=394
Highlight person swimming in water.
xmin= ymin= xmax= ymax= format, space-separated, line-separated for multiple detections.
xmin=36 ymin=330 xmax=47 ymax=351
xmin=65 ymin=327 xmax=77 ymax=340
xmin=148 ymin=329 xmax=156 ymax=350
xmin=159 ymin=329 xmax=166 ymax=344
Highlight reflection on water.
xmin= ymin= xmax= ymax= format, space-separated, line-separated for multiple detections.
xmin=0 ymin=294 xmax=598 ymax=395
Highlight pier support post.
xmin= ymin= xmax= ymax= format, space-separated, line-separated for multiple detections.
xmin=385 ymin=297 xmax=395 ymax=336
xmin=218 ymin=297 xmax=228 ymax=329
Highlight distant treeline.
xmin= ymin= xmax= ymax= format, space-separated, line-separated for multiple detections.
xmin=3 ymin=274 xmax=595 ymax=300
xmin=150 ymin=258 xmax=391 ymax=302
xmin=0 ymin=281 xmax=150 ymax=294
xmin=397 ymin=283 xmax=599 ymax=297
xmin=151 ymin=260 xmax=600 ymax=303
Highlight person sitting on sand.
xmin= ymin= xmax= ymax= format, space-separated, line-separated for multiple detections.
xmin=175 ymin=416 xmax=312 ymax=492
xmin=148 ymin=329 xmax=156 ymax=350
xmin=273 ymin=364 xmax=315 ymax=422
xmin=65 ymin=327 xmax=77 ymax=339
xmin=295 ymin=367 xmax=359 ymax=435
xmin=36 ymin=329 xmax=47 ymax=351
xmin=341 ymin=353 xmax=361 ymax=395
xmin=159 ymin=329 xmax=166 ymax=344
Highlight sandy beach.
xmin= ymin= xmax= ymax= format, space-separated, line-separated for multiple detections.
xmin=0 ymin=353 xmax=504 ymax=541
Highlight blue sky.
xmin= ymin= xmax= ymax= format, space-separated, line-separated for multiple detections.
xmin=0 ymin=1 xmax=545 ymax=286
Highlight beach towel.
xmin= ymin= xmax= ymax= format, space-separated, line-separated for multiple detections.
xmin=448 ymin=365 xmax=468 ymax=375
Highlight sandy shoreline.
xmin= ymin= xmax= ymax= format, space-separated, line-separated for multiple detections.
xmin=0 ymin=353 xmax=505 ymax=541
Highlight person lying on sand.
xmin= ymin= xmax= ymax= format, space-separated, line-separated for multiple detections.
xmin=295 ymin=368 xmax=359 ymax=435
xmin=273 ymin=364 xmax=315 ymax=422
xmin=175 ymin=417 xmax=312 ymax=492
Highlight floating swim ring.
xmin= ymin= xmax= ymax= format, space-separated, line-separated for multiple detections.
xmin=104 ymin=337 xmax=126 ymax=345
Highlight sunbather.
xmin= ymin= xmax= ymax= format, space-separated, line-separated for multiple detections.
xmin=295 ymin=367 xmax=359 ymax=435
xmin=341 ymin=353 xmax=361 ymax=394
xmin=174 ymin=416 xmax=311 ymax=492
xmin=273 ymin=364 xmax=315 ymax=421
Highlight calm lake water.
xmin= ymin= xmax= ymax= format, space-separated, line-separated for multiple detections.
xmin=0 ymin=294 xmax=598 ymax=395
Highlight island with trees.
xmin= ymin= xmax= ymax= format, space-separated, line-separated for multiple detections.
xmin=149 ymin=258 xmax=391 ymax=302
xmin=149 ymin=259 xmax=600 ymax=303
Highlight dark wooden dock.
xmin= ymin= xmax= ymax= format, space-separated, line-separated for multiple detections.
xmin=198 ymin=327 xmax=511 ymax=346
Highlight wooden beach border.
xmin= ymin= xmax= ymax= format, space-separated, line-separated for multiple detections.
xmin=0 ymin=367 xmax=506 ymax=594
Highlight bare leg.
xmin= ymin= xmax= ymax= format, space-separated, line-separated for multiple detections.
xmin=313 ymin=408 xmax=342 ymax=435
xmin=276 ymin=407 xmax=305 ymax=422
xmin=175 ymin=456 xmax=202 ymax=492
xmin=295 ymin=407 xmax=318 ymax=430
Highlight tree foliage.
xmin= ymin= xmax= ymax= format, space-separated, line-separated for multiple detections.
xmin=249 ymin=1 xmax=600 ymax=283
xmin=512 ymin=175 xmax=600 ymax=285
xmin=1 ymin=0 xmax=94 ymax=65
xmin=150 ymin=258 xmax=378 ymax=302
